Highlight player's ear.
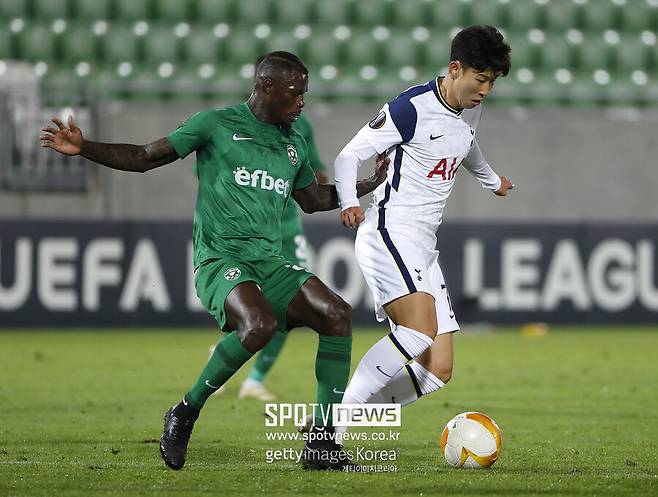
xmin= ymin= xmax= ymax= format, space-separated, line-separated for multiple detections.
xmin=448 ymin=61 xmax=460 ymax=79
xmin=262 ymin=78 xmax=274 ymax=95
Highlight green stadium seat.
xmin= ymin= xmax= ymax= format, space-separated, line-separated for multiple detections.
xmin=31 ymin=0 xmax=70 ymax=20
xmin=273 ymin=0 xmax=315 ymax=26
xmin=114 ymin=0 xmax=151 ymax=22
xmin=305 ymin=30 xmax=342 ymax=68
xmin=196 ymin=0 xmax=235 ymax=24
xmin=384 ymin=31 xmax=422 ymax=69
xmin=315 ymin=0 xmax=352 ymax=26
xmin=619 ymin=2 xmax=658 ymax=32
xmin=353 ymin=0 xmax=391 ymax=27
xmin=429 ymin=0 xmax=466 ymax=29
xmin=506 ymin=0 xmax=543 ymax=31
xmin=234 ymin=0 xmax=271 ymax=26
xmin=504 ymin=32 xmax=538 ymax=69
xmin=157 ymin=0 xmax=192 ymax=22
xmin=575 ymin=36 xmax=613 ymax=72
xmin=143 ymin=25 xmax=180 ymax=63
xmin=59 ymin=24 xmax=96 ymax=62
xmin=390 ymin=0 xmax=429 ymax=29
xmin=17 ymin=23 xmax=56 ymax=61
xmin=223 ymin=30 xmax=262 ymax=67
xmin=183 ymin=30 xmax=223 ymax=65
xmin=344 ymin=31 xmax=383 ymax=69
xmin=74 ymin=0 xmax=111 ymax=21
xmin=544 ymin=0 xmax=581 ymax=31
xmin=465 ymin=0 xmax=507 ymax=29
xmin=614 ymin=36 xmax=652 ymax=73
xmin=100 ymin=24 xmax=140 ymax=63
xmin=267 ymin=30 xmax=303 ymax=59
xmin=539 ymin=36 xmax=575 ymax=73
xmin=0 ymin=22 xmax=12 ymax=59
xmin=422 ymin=33 xmax=452 ymax=72
xmin=581 ymin=0 xmax=618 ymax=31
xmin=0 ymin=0 xmax=30 ymax=19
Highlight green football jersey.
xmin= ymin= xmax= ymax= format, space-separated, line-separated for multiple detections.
xmin=167 ymin=103 xmax=316 ymax=268
xmin=280 ymin=114 xmax=327 ymax=241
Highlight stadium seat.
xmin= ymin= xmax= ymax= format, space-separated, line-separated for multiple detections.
xmin=581 ymin=0 xmax=618 ymax=31
xmin=59 ymin=24 xmax=96 ymax=63
xmin=384 ymin=31 xmax=422 ymax=69
xmin=234 ymin=0 xmax=272 ymax=26
xmin=156 ymin=0 xmax=192 ymax=22
xmin=544 ymin=0 xmax=582 ymax=31
xmin=504 ymin=31 xmax=538 ymax=70
xmin=465 ymin=0 xmax=507 ymax=29
xmin=196 ymin=0 xmax=235 ymax=24
xmin=223 ymin=29 xmax=262 ymax=67
xmin=74 ymin=0 xmax=111 ymax=21
xmin=182 ymin=30 xmax=223 ymax=66
xmin=0 ymin=0 xmax=30 ymax=19
xmin=99 ymin=24 xmax=140 ymax=63
xmin=273 ymin=0 xmax=315 ymax=26
xmin=114 ymin=0 xmax=151 ymax=22
xmin=0 ymin=23 xmax=12 ymax=59
xmin=390 ymin=0 xmax=429 ymax=29
xmin=539 ymin=36 xmax=575 ymax=73
xmin=16 ymin=23 xmax=56 ymax=61
xmin=506 ymin=0 xmax=543 ymax=31
xmin=421 ymin=33 xmax=452 ymax=72
xmin=428 ymin=0 xmax=466 ymax=29
xmin=267 ymin=30 xmax=303 ymax=59
xmin=315 ymin=0 xmax=352 ymax=26
xmin=575 ymin=36 xmax=613 ymax=73
xmin=614 ymin=36 xmax=652 ymax=73
xmin=143 ymin=25 xmax=181 ymax=63
xmin=619 ymin=2 xmax=658 ymax=32
xmin=353 ymin=0 xmax=391 ymax=27
xmin=343 ymin=31 xmax=383 ymax=70
xmin=305 ymin=30 xmax=342 ymax=68
xmin=31 ymin=0 xmax=70 ymax=20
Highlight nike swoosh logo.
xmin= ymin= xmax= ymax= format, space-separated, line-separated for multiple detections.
xmin=232 ymin=133 xmax=253 ymax=141
xmin=182 ymin=398 xmax=188 ymax=406
xmin=430 ymin=134 xmax=444 ymax=140
xmin=333 ymin=387 xmax=345 ymax=395
xmin=205 ymin=380 xmax=220 ymax=389
xmin=376 ymin=365 xmax=393 ymax=378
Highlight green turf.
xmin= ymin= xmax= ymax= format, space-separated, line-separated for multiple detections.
xmin=0 ymin=327 xmax=656 ymax=497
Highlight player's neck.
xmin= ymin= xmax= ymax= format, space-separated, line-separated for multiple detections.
xmin=247 ymin=95 xmax=280 ymax=127
xmin=439 ymin=77 xmax=463 ymax=111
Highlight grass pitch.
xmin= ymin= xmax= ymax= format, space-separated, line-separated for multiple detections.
xmin=0 ymin=327 xmax=656 ymax=497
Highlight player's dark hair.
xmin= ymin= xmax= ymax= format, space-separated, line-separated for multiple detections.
xmin=450 ymin=25 xmax=511 ymax=76
xmin=255 ymin=51 xmax=308 ymax=83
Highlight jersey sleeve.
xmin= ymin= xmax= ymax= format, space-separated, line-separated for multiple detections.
xmin=360 ymin=97 xmax=418 ymax=154
xmin=463 ymin=139 xmax=502 ymax=191
xmin=293 ymin=139 xmax=316 ymax=190
xmin=166 ymin=110 xmax=219 ymax=159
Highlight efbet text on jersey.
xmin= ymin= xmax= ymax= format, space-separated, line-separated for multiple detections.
xmin=233 ymin=166 xmax=291 ymax=196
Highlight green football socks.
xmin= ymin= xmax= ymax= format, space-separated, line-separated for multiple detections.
xmin=186 ymin=331 xmax=253 ymax=409
xmin=248 ymin=331 xmax=287 ymax=383
xmin=314 ymin=335 xmax=352 ymax=426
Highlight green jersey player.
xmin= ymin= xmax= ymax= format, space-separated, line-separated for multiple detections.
xmin=216 ymin=113 xmax=329 ymax=402
xmin=41 ymin=51 xmax=388 ymax=471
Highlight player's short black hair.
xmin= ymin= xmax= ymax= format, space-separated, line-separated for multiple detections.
xmin=255 ymin=51 xmax=308 ymax=83
xmin=450 ymin=25 xmax=511 ymax=76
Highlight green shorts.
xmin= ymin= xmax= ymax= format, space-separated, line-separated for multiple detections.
xmin=195 ymin=254 xmax=314 ymax=333
xmin=280 ymin=232 xmax=310 ymax=269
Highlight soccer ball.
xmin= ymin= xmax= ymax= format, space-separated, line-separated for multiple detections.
xmin=440 ymin=412 xmax=502 ymax=469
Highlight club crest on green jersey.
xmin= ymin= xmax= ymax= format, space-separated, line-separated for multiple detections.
xmin=224 ymin=267 xmax=241 ymax=280
xmin=286 ymin=144 xmax=298 ymax=165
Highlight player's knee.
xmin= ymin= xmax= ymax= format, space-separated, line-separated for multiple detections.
xmin=323 ymin=298 xmax=352 ymax=335
xmin=239 ymin=314 xmax=278 ymax=351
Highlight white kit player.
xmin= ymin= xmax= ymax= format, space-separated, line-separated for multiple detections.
xmin=333 ymin=26 xmax=515 ymax=431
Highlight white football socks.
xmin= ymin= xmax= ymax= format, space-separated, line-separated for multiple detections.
xmin=341 ymin=325 xmax=434 ymax=405
xmin=369 ymin=360 xmax=446 ymax=406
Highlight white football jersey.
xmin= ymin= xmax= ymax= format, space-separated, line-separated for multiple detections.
xmin=335 ymin=77 xmax=501 ymax=250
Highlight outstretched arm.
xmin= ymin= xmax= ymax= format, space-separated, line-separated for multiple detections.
xmin=463 ymin=139 xmax=514 ymax=196
xmin=40 ymin=116 xmax=179 ymax=173
xmin=292 ymin=153 xmax=389 ymax=214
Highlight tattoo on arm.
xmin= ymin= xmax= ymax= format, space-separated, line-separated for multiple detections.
xmin=294 ymin=175 xmax=382 ymax=214
xmin=80 ymin=137 xmax=179 ymax=172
